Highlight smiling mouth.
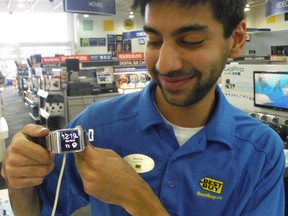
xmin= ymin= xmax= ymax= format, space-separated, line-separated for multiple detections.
xmin=159 ymin=75 xmax=194 ymax=90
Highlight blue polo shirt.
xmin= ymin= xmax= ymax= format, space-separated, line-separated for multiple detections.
xmin=39 ymin=81 xmax=285 ymax=216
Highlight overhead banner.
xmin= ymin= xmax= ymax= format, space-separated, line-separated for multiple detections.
xmin=266 ymin=0 xmax=288 ymax=17
xmin=64 ymin=0 xmax=116 ymax=15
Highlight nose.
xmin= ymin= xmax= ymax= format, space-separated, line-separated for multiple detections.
xmin=156 ymin=42 xmax=183 ymax=74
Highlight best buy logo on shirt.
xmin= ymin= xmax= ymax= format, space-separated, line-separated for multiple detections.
xmin=199 ymin=177 xmax=224 ymax=195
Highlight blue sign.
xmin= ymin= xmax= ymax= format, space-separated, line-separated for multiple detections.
xmin=90 ymin=54 xmax=112 ymax=61
xmin=64 ymin=0 xmax=116 ymax=15
xmin=266 ymin=0 xmax=288 ymax=17
xmin=114 ymin=66 xmax=147 ymax=73
xmin=123 ymin=30 xmax=147 ymax=40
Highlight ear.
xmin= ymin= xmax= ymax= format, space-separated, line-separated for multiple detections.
xmin=228 ymin=20 xmax=247 ymax=59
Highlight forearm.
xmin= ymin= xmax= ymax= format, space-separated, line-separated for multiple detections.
xmin=121 ymin=180 xmax=169 ymax=216
xmin=8 ymin=186 xmax=41 ymax=216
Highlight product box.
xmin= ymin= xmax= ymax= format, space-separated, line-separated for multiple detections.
xmin=48 ymin=76 xmax=61 ymax=91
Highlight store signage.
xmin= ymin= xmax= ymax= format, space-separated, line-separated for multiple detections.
xmin=42 ymin=55 xmax=90 ymax=64
xmin=266 ymin=0 xmax=288 ymax=17
xmin=234 ymin=56 xmax=271 ymax=61
xmin=64 ymin=0 xmax=116 ymax=15
xmin=117 ymin=52 xmax=144 ymax=61
xmin=123 ymin=30 xmax=147 ymax=40
xmin=114 ymin=66 xmax=147 ymax=73
xmin=80 ymin=38 xmax=106 ymax=47
xmin=90 ymin=54 xmax=112 ymax=61
xmin=119 ymin=60 xmax=146 ymax=66
xmin=123 ymin=19 xmax=134 ymax=30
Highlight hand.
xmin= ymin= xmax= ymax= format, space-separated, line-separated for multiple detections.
xmin=1 ymin=124 xmax=55 ymax=189
xmin=74 ymin=145 xmax=169 ymax=215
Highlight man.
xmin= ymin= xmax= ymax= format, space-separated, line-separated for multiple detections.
xmin=1 ymin=0 xmax=285 ymax=215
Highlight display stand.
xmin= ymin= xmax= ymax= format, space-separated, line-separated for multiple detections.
xmin=67 ymin=93 xmax=121 ymax=122
xmin=37 ymin=89 xmax=67 ymax=130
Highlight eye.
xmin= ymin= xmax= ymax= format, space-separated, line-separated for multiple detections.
xmin=147 ymin=40 xmax=163 ymax=47
xmin=146 ymin=35 xmax=163 ymax=48
xmin=180 ymin=40 xmax=204 ymax=47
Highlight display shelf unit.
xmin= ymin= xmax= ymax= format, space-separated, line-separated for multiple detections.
xmin=24 ymin=93 xmax=40 ymax=123
xmin=67 ymin=93 xmax=121 ymax=122
xmin=37 ymin=89 xmax=67 ymax=130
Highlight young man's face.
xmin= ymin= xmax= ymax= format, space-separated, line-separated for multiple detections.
xmin=144 ymin=2 xmax=240 ymax=106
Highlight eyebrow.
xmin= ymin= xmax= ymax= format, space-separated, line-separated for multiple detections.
xmin=143 ymin=24 xmax=209 ymax=37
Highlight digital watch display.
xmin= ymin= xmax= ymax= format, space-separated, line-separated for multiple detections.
xmin=45 ymin=127 xmax=88 ymax=153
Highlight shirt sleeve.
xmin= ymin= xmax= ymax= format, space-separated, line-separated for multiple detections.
xmin=241 ymin=139 xmax=285 ymax=216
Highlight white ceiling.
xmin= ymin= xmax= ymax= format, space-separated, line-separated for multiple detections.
xmin=0 ymin=0 xmax=265 ymax=14
xmin=0 ymin=0 xmax=134 ymax=14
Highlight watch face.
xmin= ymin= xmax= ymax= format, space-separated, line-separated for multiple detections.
xmin=59 ymin=130 xmax=81 ymax=152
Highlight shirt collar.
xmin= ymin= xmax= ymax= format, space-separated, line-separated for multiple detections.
xmin=137 ymin=82 xmax=236 ymax=149
xmin=204 ymin=85 xmax=236 ymax=149
xmin=138 ymin=80 xmax=165 ymax=130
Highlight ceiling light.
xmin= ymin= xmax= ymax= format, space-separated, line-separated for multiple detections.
xmin=83 ymin=14 xmax=90 ymax=18
xmin=244 ymin=7 xmax=250 ymax=12
xmin=129 ymin=14 xmax=135 ymax=19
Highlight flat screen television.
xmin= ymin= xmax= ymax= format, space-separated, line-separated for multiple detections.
xmin=253 ymin=71 xmax=288 ymax=111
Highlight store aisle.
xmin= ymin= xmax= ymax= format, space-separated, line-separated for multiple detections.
xmin=1 ymin=86 xmax=34 ymax=147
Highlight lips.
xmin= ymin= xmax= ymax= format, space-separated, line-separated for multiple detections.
xmin=159 ymin=76 xmax=193 ymax=91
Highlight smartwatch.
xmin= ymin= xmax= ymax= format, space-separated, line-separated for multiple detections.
xmin=45 ymin=126 xmax=89 ymax=153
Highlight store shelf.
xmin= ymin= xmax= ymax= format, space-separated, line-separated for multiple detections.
xmin=29 ymin=112 xmax=40 ymax=121
xmin=37 ymin=89 xmax=63 ymax=98
xmin=24 ymin=97 xmax=39 ymax=106
xmin=39 ymin=108 xmax=65 ymax=120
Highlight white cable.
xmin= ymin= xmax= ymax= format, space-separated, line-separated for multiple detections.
xmin=51 ymin=153 xmax=67 ymax=216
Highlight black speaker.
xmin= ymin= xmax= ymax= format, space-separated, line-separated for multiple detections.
xmin=65 ymin=59 xmax=80 ymax=72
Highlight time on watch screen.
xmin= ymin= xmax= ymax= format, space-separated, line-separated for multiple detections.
xmin=60 ymin=130 xmax=81 ymax=152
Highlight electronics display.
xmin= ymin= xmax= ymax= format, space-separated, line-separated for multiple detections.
xmin=45 ymin=127 xmax=89 ymax=153
xmin=59 ymin=129 xmax=81 ymax=152
xmin=253 ymin=71 xmax=288 ymax=111
xmin=65 ymin=59 xmax=80 ymax=72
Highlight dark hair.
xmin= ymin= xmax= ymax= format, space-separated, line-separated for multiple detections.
xmin=132 ymin=0 xmax=247 ymax=38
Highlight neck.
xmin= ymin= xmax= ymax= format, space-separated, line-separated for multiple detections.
xmin=154 ymin=85 xmax=217 ymax=128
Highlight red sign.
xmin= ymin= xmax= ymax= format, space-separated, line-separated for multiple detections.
xmin=117 ymin=52 xmax=144 ymax=61
xmin=60 ymin=55 xmax=90 ymax=62
xmin=42 ymin=57 xmax=62 ymax=64
xmin=42 ymin=55 xmax=90 ymax=64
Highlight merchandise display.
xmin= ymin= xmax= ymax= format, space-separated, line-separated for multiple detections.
xmin=253 ymin=71 xmax=288 ymax=111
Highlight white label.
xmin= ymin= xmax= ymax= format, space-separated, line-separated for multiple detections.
xmin=124 ymin=154 xmax=155 ymax=173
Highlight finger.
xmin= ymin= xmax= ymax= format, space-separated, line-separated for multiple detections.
xmin=8 ymin=177 xmax=46 ymax=188
xmin=6 ymin=152 xmax=54 ymax=167
xmin=5 ymin=164 xmax=55 ymax=179
xmin=75 ymin=144 xmax=118 ymax=161
xmin=21 ymin=124 xmax=50 ymax=138
xmin=10 ymin=131 xmax=55 ymax=164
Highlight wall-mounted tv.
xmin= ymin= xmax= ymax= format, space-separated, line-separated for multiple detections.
xmin=253 ymin=71 xmax=288 ymax=111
